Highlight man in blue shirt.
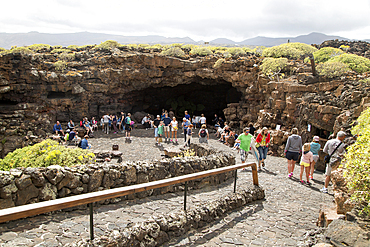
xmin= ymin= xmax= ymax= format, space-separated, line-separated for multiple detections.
xmin=182 ymin=117 xmax=191 ymax=142
xmin=53 ymin=121 xmax=64 ymax=135
xmin=163 ymin=113 xmax=172 ymax=142
xmin=184 ymin=111 xmax=191 ymax=121
xmin=79 ymin=135 xmax=91 ymax=149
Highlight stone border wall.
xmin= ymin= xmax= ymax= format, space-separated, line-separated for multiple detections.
xmin=67 ymin=186 xmax=265 ymax=247
xmin=0 ymin=144 xmax=235 ymax=209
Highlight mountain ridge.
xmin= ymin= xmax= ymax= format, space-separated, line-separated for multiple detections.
xmin=0 ymin=31 xmax=368 ymax=49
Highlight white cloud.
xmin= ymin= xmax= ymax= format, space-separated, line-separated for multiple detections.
xmin=1 ymin=0 xmax=369 ymax=40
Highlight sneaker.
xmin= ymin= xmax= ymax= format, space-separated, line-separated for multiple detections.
xmin=170 ymin=139 xmax=173 ymax=142
xmin=262 ymin=161 xmax=265 ymax=167
xmin=288 ymin=173 xmax=292 ymax=178
xmin=258 ymin=168 xmax=262 ymax=172
xmin=176 ymin=139 xmax=178 ymax=142
xmin=300 ymin=180 xmax=306 ymax=185
xmin=309 ymin=175 xmax=313 ymax=180
xmin=320 ymin=187 xmax=328 ymax=193
xmin=306 ymin=181 xmax=311 ymax=185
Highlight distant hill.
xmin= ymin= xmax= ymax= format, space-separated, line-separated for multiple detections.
xmin=0 ymin=31 xmax=365 ymax=49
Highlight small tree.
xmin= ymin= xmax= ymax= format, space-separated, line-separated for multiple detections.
xmin=161 ymin=47 xmax=185 ymax=58
xmin=260 ymin=57 xmax=288 ymax=81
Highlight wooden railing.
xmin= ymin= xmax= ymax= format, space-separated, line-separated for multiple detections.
xmin=0 ymin=162 xmax=258 ymax=240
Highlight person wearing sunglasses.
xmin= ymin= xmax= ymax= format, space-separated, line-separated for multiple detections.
xmin=235 ymin=127 xmax=253 ymax=164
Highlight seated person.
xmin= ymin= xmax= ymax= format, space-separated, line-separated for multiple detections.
xmin=142 ymin=115 xmax=151 ymax=129
xmin=67 ymin=120 xmax=75 ymax=131
xmin=91 ymin=117 xmax=98 ymax=131
xmin=225 ymin=128 xmax=235 ymax=146
xmin=83 ymin=117 xmax=93 ymax=136
xmin=219 ymin=126 xmax=230 ymax=142
xmin=79 ymin=135 xmax=91 ymax=149
xmin=53 ymin=121 xmax=64 ymax=136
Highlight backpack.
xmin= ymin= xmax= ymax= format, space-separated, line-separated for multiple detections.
xmin=80 ymin=121 xmax=83 ymax=127
xmin=125 ymin=117 xmax=130 ymax=125
xmin=200 ymin=129 xmax=207 ymax=137
xmin=77 ymin=140 xmax=82 ymax=148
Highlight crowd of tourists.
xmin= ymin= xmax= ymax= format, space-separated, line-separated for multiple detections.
xmin=53 ymin=108 xmax=346 ymax=194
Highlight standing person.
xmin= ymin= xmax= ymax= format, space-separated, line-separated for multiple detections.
xmin=212 ymin=114 xmax=218 ymax=127
xmin=157 ymin=121 xmax=164 ymax=146
xmin=185 ymin=124 xmax=193 ymax=147
xmin=112 ymin=114 xmax=119 ymax=134
xmin=235 ymin=127 xmax=253 ymax=164
xmin=256 ymin=127 xmax=271 ymax=170
xmin=119 ymin=112 xmax=126 ymax=133
xmin=300 ymin=143 xmax=313 ymax=185
xmin=182 ymin=117 xmax=191 ymax=142
xmin=163 ymin=113 xmax=172 ymax=142
xmin=198 ymin=124 xmax=209 ymax=143
xmin=199 ymin=114 xmax=206 ymax=127
xmin=125 ymin=113 xmax=132 ymax=140
xmin=152 ymin=115 xmax=161 ymax=145
xmin=320 ymin=131 xmax=346 ymax=193
xmin=170 ymin=116 xmax=178 ymax=143
xmin=53 ymin=121 xmax=64 ymax=136
xmin=103 ymin=114 xmax=110 ymax=134
xmin=309 ymin=136 xmax=321 ymax=179
xmin=285 ymin=128 xmax=302 ymax=178
xmin=249 ymin=122 xmax=256 ymax=137
xmin=184 ymin=111 xmax=191 ymax=121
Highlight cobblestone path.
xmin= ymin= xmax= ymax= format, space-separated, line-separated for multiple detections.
xmin=0 ymin=129 xmax=335 ymax=246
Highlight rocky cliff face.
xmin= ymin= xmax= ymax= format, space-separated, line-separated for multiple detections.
xmin=0 ymin=44 xmax=369 ymax=157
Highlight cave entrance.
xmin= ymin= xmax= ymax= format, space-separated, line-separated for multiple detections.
xmin=129 ymin=82 xmax=242 ymax=120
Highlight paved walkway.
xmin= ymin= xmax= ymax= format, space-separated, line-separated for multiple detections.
xmin=0 ymin=130 xmax=335 ymax=246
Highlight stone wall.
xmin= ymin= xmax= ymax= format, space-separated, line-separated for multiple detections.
xmin=0 ymin=144 xmax=235 ymax=209
xmin=67 ymin=186 xmax=265 ymax=247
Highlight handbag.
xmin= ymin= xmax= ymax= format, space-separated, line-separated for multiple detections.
xmin=324 ymin=142 xmax=342 ymax=164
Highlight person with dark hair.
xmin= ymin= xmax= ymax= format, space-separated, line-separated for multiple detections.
xmin=125 ymin=113 xmax=132 ymax=140
xmin=249 ymin=122 xmax=256 ymax=136
xmin=256 ymin=127 xmax=270 ymax=169
xmin=53 ymin=121 xmax=64 ymax=136
xmin=67 ymin=120 xmax=75 ymax=131
xmin=285 ymin=127 xmax=302 ymax=178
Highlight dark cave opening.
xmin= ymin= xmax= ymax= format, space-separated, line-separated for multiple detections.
xmin=128 ymin=82 xmax=242 ymax=120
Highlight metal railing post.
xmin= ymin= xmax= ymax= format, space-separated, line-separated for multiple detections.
xmin=89 ymin=203 xmax=94 ymax=240
xmin=233 ymin=169 xmax=237 ymax=193
xmin=184 ymin=181 xmax=188 ymax=211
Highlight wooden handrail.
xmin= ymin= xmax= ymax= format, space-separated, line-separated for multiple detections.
xmin=0 ymin=162 xmax=258 ymax=224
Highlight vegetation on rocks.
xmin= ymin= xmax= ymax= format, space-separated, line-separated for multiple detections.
xmin=260 ymin=57 xmax=288 ymax=76
xmin=344 ymin=107 xmax=370 ymax=216
xmin=54 ymin=60 xmax=67 ymax=71
xmin=96 ymin=40 xmax=122 ymax=50
xmin=262 ymin=42 xmax=317 ymax=59
xmin=161 ymin=47 xmax=185 ymax=58
xmin=227 ymin=47 xmax=246 ymax=56
xmin=307 ymin=47 xmax=344 ymax=64
xmin=328 ymin=53 xmax=370 ymax=74
xmin=190 ymin=46 xmax=213 ymax=56
xmin=0 ymin=47 xmax=33 ymax=55
xmin=0 ymin=139 xmax=95 ymax=171
xmin=27 ymin=44 xmax=52 ymax=52
xmin=214 ymin=58 xmax=225 ymax=68
xmin=316 ymin=61 xmax=350 ymax=78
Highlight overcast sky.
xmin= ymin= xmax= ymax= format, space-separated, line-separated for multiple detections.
xmin=1 ymin=0 xmax=370 ymax=41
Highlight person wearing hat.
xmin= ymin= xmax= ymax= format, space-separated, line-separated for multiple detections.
xmin=309 ymin=136 xmax=321 ymax=179
xmin=79 ymin=135 xmax=91 ymax=149
xmin=152 ymin=115 xmax=161 ymax=145
xmin=320 ymin=131 xmax=346 ymax=193
xmin=256 ymin=127 xmax=271 ymax=170
xmin=299 ymin=143 xmax=313 ymax=185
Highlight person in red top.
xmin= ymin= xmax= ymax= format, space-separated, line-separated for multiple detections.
xmin=256 ymin=127 xmax=271 ymax=169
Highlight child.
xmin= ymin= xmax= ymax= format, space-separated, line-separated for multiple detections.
xmin=158 ymin=121 xmax=164 ymax=146
xmin=309 ymin=136 xmax=321 ymax=180
xmin=185 ymin=124 xmax=193 ymax=147
xmin=300 ymin=143 xmax=313 ymax=185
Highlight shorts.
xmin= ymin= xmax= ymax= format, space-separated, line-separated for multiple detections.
xmin=155 ymin=128 xmax=159 ymax=137
xmin=199 ymin=137 xmax=208 ymax=143
xmin=164 ymin=126 xmax=170 ymax=132
xmin=240 ymin=149 xmax=248 ymax=162
xmin=325 ymin=157 xmax=340 ymax=176
xmin=286 ymin=151 xmax=299 ymax=161
xmin=313 ymin=155 xmax=319 ymax=162
xmin=125 ymin=124 xmax=131 ymax=132
xmin=171 ymin=127 xmax=178 ymax=132
xmin=300 ymin=161 xmax=310 ymax=167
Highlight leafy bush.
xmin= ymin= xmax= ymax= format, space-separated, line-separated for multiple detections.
xmin=307 ymin=47 xmax=344 ymax=64
xmin=147 ymin=44 xmax=164 ymax=50
xmin=328 ymin=53 xmax=370 ymax=74
xmin=0 ymin=47 xmax=5 ymax=52
xmin=252 ymin=46 xmax=266 ymax=55
xmin=161 ymin=47 xmax=185 ymax=58
xmin=316 ymin=61 xmax=350 ymax=78
xmin=227 ymin=47 xmax=246 ymax=56
xmin=262 ymin=42 xmax=317 ymax=59
xmin=0 ymin=139 xmax=95 ymax=171
xmin=209 ymin=46 xmax=227 ymax=54
xmin=182 ymin=44 xmax=196 ymax=50
xmin=260 ymin=57 xmax=288 ymax=76
xmin=0 ymin=47 xmax=33 ymax=55
xmin=54 ymin=60 xmax=67 ymax=71
xmin=27 ymin=44 xmax=52 ymax=52
xmin=58 ymin=52 xmax=75 ymax=61
xmin=51 ymin=48 xmax=71 ymax=54
xmin=67 ymin=45 xmax=79 ymax=50
xmin=213 ymin=58 xmax=225 ymax=68
xmin=190 ymin=47 xmax=213 ymax=56
xmin=344 ymin=107 xmax=370 ymax=216
xmin=96 ymin=40 xmax=122 ymax=50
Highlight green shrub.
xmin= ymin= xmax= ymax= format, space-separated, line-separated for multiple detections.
xmin=190 ymin=47 xmax=213 ymax=56
xmin=54 ymin=60 xmax=67 ymax=71
xmin=51 ymin=48 xmax=72 ymax=54
xmin=67 ymin=45 xmax=79 ymax=50
xmin=161 ymin=47 xmax=185 ymax=58
xmin=260 ymin=57 xmax=288 ymax=76
xmin=243 ymin=47 xmax=253 ymax=53
xmin=0 ymin=139 xmax=95 ymax=171
xmin=344 ymin=107 xmax=370 ymax=216
xmin=308 ymin=47 xmax=344 ymax=63
xmin=252 ymin=46 xmax=266 ymax=55
xmin=0 ymin=47 xmax=33 ymax=55
xmin=227 ymin=47 xmax=246 ymax=56
xmin=328 ymin=53 xmax=370 ymax=74
xmin=262 ymin=42 xmax=317 ymax=59
xmin=27 ymin=44 xmax=52 ymax=52
xmin=58 ymin=52 xmax=75 ymax=61
xmin=182 ymin=44 xmax=196 ymax=50
xmin=53 ymin=45 xmax=63 ymax=49
xmin=316 ymin=61 xmax=350 ymax=78
xmin=0 ymin=47 xmax=5 ymax=52
xmin=96 ymin=40 xmax=122 ymax=50
xmin=213 ymin=58 xmax=225 ymax=68
xmin=147 ymin=44 xmax=164 ymax=50
xmin=209 ymin=46 xmax=227 ymax=54
xmin=170 ymin=43 xmax=183 ymax=48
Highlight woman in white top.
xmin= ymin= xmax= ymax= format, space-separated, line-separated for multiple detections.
xmin=170 ymin=117 xmax=178 ymax=142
